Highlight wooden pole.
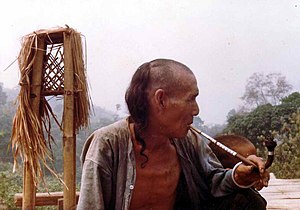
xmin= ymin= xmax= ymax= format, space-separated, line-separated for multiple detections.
xmin=23 ymin=163 xmax=36 ymax=210
xmin=23 ymin=36 xmax=45 ymax=209
xmin=63 ymin=30 xmax=77 ymax=209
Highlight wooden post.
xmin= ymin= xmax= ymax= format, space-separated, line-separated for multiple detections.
xmin=22 ymin=163 xmax=36 ymax=210
xmin=63 ymin=30 xmax=77 ymax=209
xmin=23 ymin=36 xmax=45 ymax=210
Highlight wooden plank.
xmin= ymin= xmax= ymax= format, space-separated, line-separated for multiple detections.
xmin=266 ymin=199 xmax=300 ymax=210
xmin=14 ymin=192 xmax=79 ymax=207
xmin=58 ymin=198 xmax=63 ymax=210
xmin=63 ymin=29 xmax=77 ymax=210
xmin=260 ymin=176 xmax=300 ymax=210
xmin=33 ymin=28 xmax=67 ymax=44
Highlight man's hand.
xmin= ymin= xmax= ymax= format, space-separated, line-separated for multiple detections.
xmin=233 ymin=155 xmax=270 ymax=189
xmin=252 ymin=170 xmax=270 ymax=190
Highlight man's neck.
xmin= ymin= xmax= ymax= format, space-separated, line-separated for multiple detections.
xmin=139 ymin=125 xmax=171 ymax=151
xmin=129 ymin=122 xmax=171 ymax=152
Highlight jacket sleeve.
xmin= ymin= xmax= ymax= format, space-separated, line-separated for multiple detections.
xmin=77 ymin=159 xmax=107 ymax=210
xmin=203 ymin=141 xmax=238 ymax=197
xmin=191 ymin=131 xmax=239 ymax=197
xmin=77 ymin=131 xmax=114 ymax=210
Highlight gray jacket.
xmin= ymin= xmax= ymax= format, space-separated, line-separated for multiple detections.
xmin=77 ymin=118 xmax=238 ymax=210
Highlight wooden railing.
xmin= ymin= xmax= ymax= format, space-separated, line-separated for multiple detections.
xmin=14 ymin=192 xmax=79 ymax=209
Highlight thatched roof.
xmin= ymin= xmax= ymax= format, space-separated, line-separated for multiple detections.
xmin=10 ymin=27 xmax=91 ymax=186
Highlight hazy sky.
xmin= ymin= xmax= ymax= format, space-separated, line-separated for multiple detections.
xmin=0 ymin=0 xmax=299 ymax=124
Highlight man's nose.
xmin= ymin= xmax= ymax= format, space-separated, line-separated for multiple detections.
xmin=192 ymin=102 xmax=200 ymax=116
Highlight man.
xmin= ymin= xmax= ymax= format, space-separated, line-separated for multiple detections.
xmin=77 ymin=59 xmax=268 ymax=210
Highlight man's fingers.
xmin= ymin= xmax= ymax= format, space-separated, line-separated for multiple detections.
xmin=247 ymin=155 xmax=266 ymax=176
xmin=253 ymin=181 xmax=264 ymax=191
xmin=254 ymin=175 xmax=269 ymax=191
xmin=263 ymin=177 xmax=269 ymax=187
xmin=262 ymin=171 xmax=270 ymax=187
xmin=234 ymin=156 xmax=270 ymax=190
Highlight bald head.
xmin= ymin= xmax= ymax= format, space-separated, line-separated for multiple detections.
xmin=125 ymin=58 xmax=195 ymax=129
xmin=147 ymin=59 xmax=194 ymax=97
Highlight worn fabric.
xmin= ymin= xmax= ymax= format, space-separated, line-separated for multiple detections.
xmin=77 ymin=118 xmax=240 ymax=210
xmin=203 ymin=188 xmax=267 ymax=210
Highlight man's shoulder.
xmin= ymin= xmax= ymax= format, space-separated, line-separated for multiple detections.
xmin=81 ymin=118 xmax=131 ymax=163
xmin=88 ymin=118 xmax=131 ymax=146
xmin=93 ymin=118 xmax=129 ymax=136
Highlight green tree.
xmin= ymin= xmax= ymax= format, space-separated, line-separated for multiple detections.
xmin=0 ymin=86 xmax=118 ymax=207
xmin=271 ymin=110 xmax=300 ymax=178
xmin=224 ymin=104 xmax=273 ymax=151
xmin=281 ymin=92 xmax=300 ymax=105
xmin=225 ymin=92 xmax=300 ymax=153
xmin=0 ymin=162 xmax=23 ymax=209
xmin=192 ymin=116 xmax=226 ymax=137
xmin=0 ymin=101 xmax=16 ymax=162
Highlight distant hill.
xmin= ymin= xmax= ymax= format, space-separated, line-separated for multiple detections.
xmin=3 ymin=86 xmax=19 ymax=102
xmin=0 ymin=86 xmax=119 ymax=181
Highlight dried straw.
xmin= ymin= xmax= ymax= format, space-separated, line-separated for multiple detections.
xmin=10 ymin=27 xmax=91 ymax=187
xmin=69 ymin=29 xmax=91 ymax=131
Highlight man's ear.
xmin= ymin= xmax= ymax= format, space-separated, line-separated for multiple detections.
xmin=154 ymin=89 xmax=167 ymax=109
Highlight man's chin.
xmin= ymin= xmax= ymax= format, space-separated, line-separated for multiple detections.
xmin=172 ymin=128 xmax=189 ymax=139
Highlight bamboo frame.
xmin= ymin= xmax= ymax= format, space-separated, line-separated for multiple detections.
xmin=23 ymin=35 xmax=46 ymax=209
xmin=63 ymin=30 xmax=77 ymax=209
xmin=11 ymin=26 xmax=90 ymax=209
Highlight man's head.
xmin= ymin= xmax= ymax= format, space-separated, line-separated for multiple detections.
xmin=125 ymin=59 xmax=199 ymax=138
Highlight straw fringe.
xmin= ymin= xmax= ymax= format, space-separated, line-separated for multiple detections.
xmin=11 ymin=33 xmax=50 ymax=186
xmin=10 ymin=27 xmax=91 ymax=187
xmin=70 ymin=30 xmax=91 ymax=131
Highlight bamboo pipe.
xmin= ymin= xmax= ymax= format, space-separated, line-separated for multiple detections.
xmin=189 ymin=126 xmax=257 ymax=168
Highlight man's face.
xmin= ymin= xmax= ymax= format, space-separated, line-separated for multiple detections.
xmin=162 ymin=72 xmax=199 ymax=138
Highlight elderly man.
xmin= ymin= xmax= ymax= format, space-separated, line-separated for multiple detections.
xmin=77 ymin=59 xmax=268 ymax=210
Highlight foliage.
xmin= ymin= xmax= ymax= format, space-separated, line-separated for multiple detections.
xmin=281 ymin=92 xmax=300 ymax=105
xmin=0 ymin=101 xmax=16 ymax=163
xmin=193 ymin=116 xmax=226 ymax=137
xmin=225 ymin=104 xmax=275 ymax=152
xmin=225 ymin=92 xmax=300 ymax=153
xmin=270 ymin=110 xmax=300 ymax=178
xmin=225 ymin=92 xmax=300 ymax=178
xmin=0 ymin=162 xmax=23 ymax=209
xmin=241 ymin=72 xmax=292 ymax=108
xmin=0 ymin=86 xmax=117 ymax=208
xmin=0 ymin=83 xmax=13 ymax=147
xmin=0 ymin=162 xmax=80 ymax=210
